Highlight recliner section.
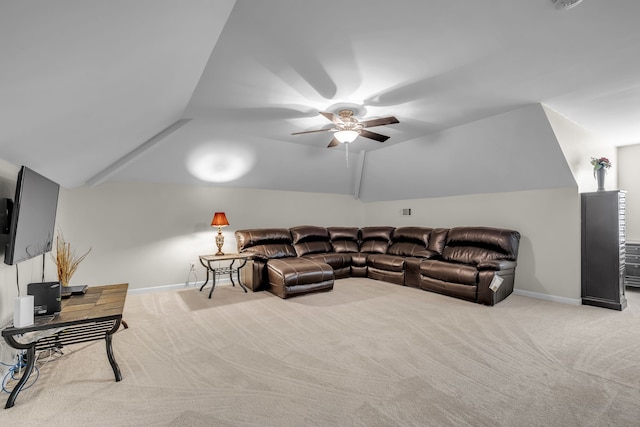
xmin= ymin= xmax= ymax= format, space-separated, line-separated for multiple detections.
xmin=235 ymin=225 xmax=520 ymax=305
xmin=367 ymin=226 xmax=433 ymax=286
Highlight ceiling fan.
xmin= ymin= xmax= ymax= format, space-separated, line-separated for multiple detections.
xmin=292 ymin=109 xmax=399 ymax=148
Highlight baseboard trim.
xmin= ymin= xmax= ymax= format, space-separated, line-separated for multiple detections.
xmin=513 ymin=289 xmax=581 ymax=306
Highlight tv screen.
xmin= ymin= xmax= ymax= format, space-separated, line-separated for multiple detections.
xmin=4 ymin=166 xmax=60 ymax=265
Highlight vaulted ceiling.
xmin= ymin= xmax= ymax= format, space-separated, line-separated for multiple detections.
xmin=1 ymin=1 xmax=640 ymax=201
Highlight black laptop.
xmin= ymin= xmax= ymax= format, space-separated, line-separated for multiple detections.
xmin=27 ymin=282 xmax=62 ymax=315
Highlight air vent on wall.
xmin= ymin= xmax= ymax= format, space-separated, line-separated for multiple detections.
xmin=401 ymin=208 xmax=412 ymax=216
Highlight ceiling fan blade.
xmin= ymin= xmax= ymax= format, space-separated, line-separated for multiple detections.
xmin=291 ymin=128 xmax=332 ymax=135
xmin=360 ymin=116 xmax=399 ymax=128
xmin=319 ymin=111 xmax=344 ymax=125
xmin=327 ymin=137 xmax=340 ymax=148
xmin=359 ymin=129 xmax=390 ymax=142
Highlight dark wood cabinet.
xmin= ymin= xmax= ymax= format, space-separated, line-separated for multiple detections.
xmin=581 ymin=190 xmax=627 ymax=310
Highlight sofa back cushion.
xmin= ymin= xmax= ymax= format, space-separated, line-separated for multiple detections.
xmin=387 ymin=227 xmax=433 ymax=257
xmin=359 ymin=226 xmax=394 ymax=254
xmin=235 ymin=228 xmax=297 ymax=260
xmin=290 ymin=225 xmax=332 ymax=256
xmin=442 ymin=227 xmax=521 ymax=265
xmin=328 ymin=227 xmax=360 ymax=253
xmin=428 ymin=228 xmax=449 ymax=255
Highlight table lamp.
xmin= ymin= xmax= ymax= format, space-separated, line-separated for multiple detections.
xmin=211 ymin=212 xmax=229 ymax=255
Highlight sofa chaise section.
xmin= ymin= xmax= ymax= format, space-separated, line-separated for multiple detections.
xmin=235 ymin=228 xmax=334 ymax=298
xmin=267 ymin=257 xmax=334 ymax=298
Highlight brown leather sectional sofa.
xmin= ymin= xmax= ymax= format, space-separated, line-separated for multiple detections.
xmin=235 ymin=225 xmax=521 ymax=306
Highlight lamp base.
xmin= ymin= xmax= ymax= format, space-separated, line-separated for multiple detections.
xmin=215 ymin=230 xmax=225 ymax=256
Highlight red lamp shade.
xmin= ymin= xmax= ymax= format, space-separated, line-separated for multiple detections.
xmin=211 ymin=212 xmax=229 ymax=227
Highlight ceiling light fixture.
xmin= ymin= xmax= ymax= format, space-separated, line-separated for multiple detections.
xmin=334 ymin=130 xmax=359 ymax=144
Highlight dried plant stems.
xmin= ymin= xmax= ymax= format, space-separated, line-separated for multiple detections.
xmin=53 ymin=233 xmax=91 ymax=286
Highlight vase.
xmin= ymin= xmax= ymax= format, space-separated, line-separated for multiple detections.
xmin=596 ymin=167 xmax=606 ymax=191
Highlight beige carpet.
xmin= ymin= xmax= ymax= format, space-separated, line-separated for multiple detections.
xmin=2 ymin=278 xmax=640 ymax=426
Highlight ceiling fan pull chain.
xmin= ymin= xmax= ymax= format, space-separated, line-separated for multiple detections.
xmin=345 ymin=143 xmax=349 ymax=167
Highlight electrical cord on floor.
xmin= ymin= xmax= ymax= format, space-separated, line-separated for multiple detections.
xmin=1 ymin=347 xmax=65 ymax=394
xmin=35 ymin=347 xmax=64 ymax=369
xmin=1 ymin=352 xmax=39 ymax=394
xmin=185 ymin=264 xmax=198 ymax=287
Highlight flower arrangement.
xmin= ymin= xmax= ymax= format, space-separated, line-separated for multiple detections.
xmin=591 ymin=157 xmax=611 ymax=177
xmin=52 ymin=231 xmax=91 ymax=286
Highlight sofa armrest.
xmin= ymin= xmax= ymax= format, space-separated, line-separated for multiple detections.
xmin=477 ymin=260 xmax=517 ymax=271
xmin=477 ymin=270 xmax=516 ymax=306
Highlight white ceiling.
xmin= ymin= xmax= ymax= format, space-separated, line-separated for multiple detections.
xmin=1 ymin=0 xmax=640 ymax=201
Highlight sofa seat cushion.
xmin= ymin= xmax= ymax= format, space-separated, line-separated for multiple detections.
xmin=419 ymin=259 xmax=478 ymax=286
xmin=367 ymin=254 xmax=405 ymax=272
xmin=387 ymin=242 xmax=436 ymax=258
xmin=304 ymin=252 xmax=352 ymax=269
xmin=305 ymin=252 xmax=353 ymax=279
xmin=266 ymin=257 xmax=334 ymax=299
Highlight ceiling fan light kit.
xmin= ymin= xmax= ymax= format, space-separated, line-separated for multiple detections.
xmin=334 ymin=130 xmax=359 ymax=144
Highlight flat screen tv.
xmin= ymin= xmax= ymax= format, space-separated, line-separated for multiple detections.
xmin=4 ymin=166 xmax=60 ymax=265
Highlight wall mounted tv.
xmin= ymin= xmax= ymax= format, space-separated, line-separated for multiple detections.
xmin=4 ymin=166 xmax=60 ymax=265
